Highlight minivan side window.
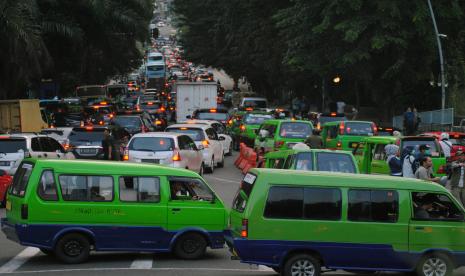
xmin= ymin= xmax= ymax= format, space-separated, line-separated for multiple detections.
xmin=304 ymin=188 xmax=341 ymax=220
xmin=59 ymin=175 xmax=114 ymax=202
xmin=37 ymin=170 xmax=58 ymax=201
xmin=264 ymin=187 xmax=303 ymax=219
xmin=169 ymin=178 xmax=214 ymax=201
xmin=328 ymin=126 xmax=338 ymax=139
xmin=10 ymin=163 xmax=34 ymax=197
xmin=119 ymin=177 xmax=160 ymax=203
xmin=412 ymin=192 xmax=464 ymax=221
xmin=348 ymin=190 xmax=399 ymax=223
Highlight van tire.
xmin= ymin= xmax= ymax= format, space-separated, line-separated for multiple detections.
xmin=206 ymin=158 xmax=214 ymax=173
xmin=416 ymin=252 xmax=453 ymax=276
xmin=40 ymin=248 xmax=54 ymax=256
xmin=283 ymin=254 xmax=321 ymax=276
xmin=217 ymin=154 xmax=224 ymax=168
xmin=54 ymin=233 xmax=91 ymax=264
xmin=173 ymin=232 xmax=207 ymax=260
xmin=199 ymin=163 xmax=204 ymax=176
xmin=226 ymin=142 xmax=233 ymax=156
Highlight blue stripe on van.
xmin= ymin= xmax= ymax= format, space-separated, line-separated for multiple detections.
xmin=1 ymin=220 xmax=224 ymax=252
xmin=230 ymin=238 xmax=465 ymax=271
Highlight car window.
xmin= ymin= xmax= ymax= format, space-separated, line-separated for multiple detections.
xmin=316 ymin=152 xmax=356 ymax=173
xmin=59 ymin=175 xmax=114 ymax=202
xmin=167 ymin=127 xmax=205 ymax=141
xmin=31 ymin=137 xmax=41 ymax=151
xmin=119 ymin=176 xmax=160 ymax=203
xmin=212 ymin=123 xmax=226 ymax=134
xmin=129 ymin=137 xmax=174 ymax=152
xmin=344 ymin=122 xmax=375 ymax=136
xmin=264 ymin=186 xmax=303 ymax=219
xmin=327 ymin=126 xmax=338 ymax=139
xmin=348 ymin=190 xmax=398 ymax=223
xmin=178 ymin=136 xmax=189 ymax=150
xmin=10 ymin=163 xmax=34 ymax=197
xmin=412 ymin=192 xmax=464 ymax=221
xmin=169 ymin=178 xmax=214 ymax=201
xmin=283 ymin=155 xmax=294 ymax=169
xmin=37 ymin=170 xmax=58 ymax=201
xmin=0 ymin=138 xmax=27 ymax=153
xmin=373 ymin=144 xmax=386 ymax=161
xmin=295 ymin=152 xmax=313 ymax=171
xmin=304 ymin=188 xmax=341 ymax=220
xmin=39 ymin=137 xmax=53 ymax=152
xmin=206 ymin=128 xmax=218 ymax=140
xmin=279 ymin=122 xmax=313 ymax=138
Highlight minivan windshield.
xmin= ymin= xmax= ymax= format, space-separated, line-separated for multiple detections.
xmin=197 ymin=112 xmax=228 ymax=121
xmin=0 ymin=138 xmax=27 ymax=153
xmin=244 ymin=114 xmax=272 ymax=124
xmin=344 ymin=122 xmax=374 ymax=136
xmin=129 ymin=137 xmax=174 ymax=152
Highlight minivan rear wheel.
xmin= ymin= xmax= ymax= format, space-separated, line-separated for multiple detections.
xmin=416 ymin=253 xmax=453 ymax=276
xmin=283 ymin=254 xmax=321 ymax=276
xmin=54 ymin=233 xmax=90 ymax=264
xmin=174 ymin=232 xmax=207 ymax=260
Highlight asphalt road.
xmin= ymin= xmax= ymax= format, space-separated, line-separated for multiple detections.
xmin=1 ymin=154 xmax=464 ymax=275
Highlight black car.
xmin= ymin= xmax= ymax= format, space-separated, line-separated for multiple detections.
xmin=68 ymin=127 xmax=107 ymax=159
xmin=112 ymin=113 xmax=154 ymax=135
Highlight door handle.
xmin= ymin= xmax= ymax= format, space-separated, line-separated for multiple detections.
xmin=44 ymin=153 xmax=48 ymax=157
xmin=171 ymin=208 xmax=181 ymax=212
xmin=415 ymin=226 xmax=425 ymax=230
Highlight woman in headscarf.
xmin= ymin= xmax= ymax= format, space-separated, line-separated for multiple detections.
xmin=385 ymin=144 xmax=402 ymax=176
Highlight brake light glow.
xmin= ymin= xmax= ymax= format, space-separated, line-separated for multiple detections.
xmin=240 ymin=125 xmax=246 ymax=132
xmin=160 ymin=107 xmax=166 ymax=112
xmin=155 ymin=120 xmax=162 ymax=125
xmin=241 ymin=219 xmax=248 ymax=238
xmin=148 ymin=102 xmax=153 ymax=105
xmin=330 ymin=112 xmax=337 ymax=117
xmin=245 ymin=107 xmax=253 ymax=111
xmin=274 ymin=141 xmax=284 ymax=148
xmin=180 ymin=127 xmax=188 ymax=130
xmin=339 ymin=122 xmax=345 ymax=135
xmin=172 ymin=150 xmax=181 ymax=161
xmin=336 ymin=141 xmax=342 ymax=148
xmin=210 ymin=109 xmax=217 ymax=113
xmin=202 ymin=140 xmax=209 ymax=147
xmin=99 ymin=121 xmax=104 ymax=125
xmin=228 ymin=119 xmax=233 ymax=125
xmin=85 ymin=127 xmax=93 ymax=131
xmin=123 ymin=148 xmax=129 ymax=161
xmin=100 ymin=101 xmax=107 ymax=105
xmin=372 ymin=122 xmax=378 ymax=135
xmin=316 ymin=122 xmax=321 ymax=130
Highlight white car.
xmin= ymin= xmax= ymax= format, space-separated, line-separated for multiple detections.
xmin=183 ymin=120 xmax=233 ymax=156
xmin=157 ymin=21 xmax=165 ymax=27
xmin=0 ymin=134 xmax=75 ymax=175
xmin=125 ymin=133 xmax=204 ymax=175
xmin=166 ymin=124 xmax=224 ymax=173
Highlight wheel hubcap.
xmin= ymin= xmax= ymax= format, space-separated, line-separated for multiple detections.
xmin=423 ymin=258 xmax=447 ymax=276
xmin=183 ymin=239 xmax=199 ymax=254
xmin=64 ymin=240 xmax=83 ymax=257
xmin=291 ymin=259 xmax=315 ymax=276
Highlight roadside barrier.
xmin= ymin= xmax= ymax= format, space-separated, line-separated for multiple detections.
xmin=242 ymin=150 xmax=257 ymax=174
xmin=234 ymin=143 xmax=245 ymax=167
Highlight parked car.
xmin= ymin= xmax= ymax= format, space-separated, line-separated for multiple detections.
xmin=166 ymin=124 xmax=224 ymax=173
xmin=125 ymin=133 xmax=204 ymax=174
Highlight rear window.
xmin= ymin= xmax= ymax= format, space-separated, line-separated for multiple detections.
xmin=344 ymin=122 xmax=375 ymax=136
xmin=244 ymin=114 xmax=272 ymax=124
xmin=232 ymin=173 xmax=256 ymax=212
xmin=140 ymin=102 xmax=161 ymax=110
xmin=147 ymin=65 xmax=164 ymax=72
xmin=402 ymin=139 xmax=440 ymax=157
xmin=243 ymin=100 xmax=266 ymax=108
xmin=319 ymin=116 xmax=347 ymax=125
xmin=129 ymin=137 xmax=174 ymax=152
xmin=295 ymin=152 xmax=313 ymax=171
xmin=0 ymin=138 xmax=27 ymax=153
xmin=167 ymin=127 xmax=205 ymax=141
xmin=69 ymin=129 xmax=106 ymax=143
xmin=10 ymin=163 xmax=34 ymax=197
xmin=196 ymin=112 xmax=228 ymax=121
xmin=114 ymin=117 xmax=142 ymax=128
xmin=149 ymin=56 xmax=163 ymax=62
xmin=279 ymin=122 xmax=313 ymax=138
xmin=316 ymin=152 xmax=356 ymax=173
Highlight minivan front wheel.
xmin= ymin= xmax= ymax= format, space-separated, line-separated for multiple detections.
xmin=283 ymin=254 xmax=321 ymax=276
xmin=416 ymin=253 xmax=453 ymax=276
xmin=54 ymin=233 xmax=91 ymax=264
xmin=174 ymin=232 xmax=207 ymax=260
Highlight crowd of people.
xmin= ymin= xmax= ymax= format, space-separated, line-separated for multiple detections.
xmin=385 ymin=133 xmax=465 ymax=207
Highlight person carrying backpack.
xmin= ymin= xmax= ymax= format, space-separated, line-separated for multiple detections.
xmin=402 ymin=146 xmax=416 ymax=178
xmin=439 ymin=132 xmax=453 ymax=158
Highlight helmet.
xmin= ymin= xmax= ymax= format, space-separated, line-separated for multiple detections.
xmin=440 ymin=132 xmax=449 ymax=140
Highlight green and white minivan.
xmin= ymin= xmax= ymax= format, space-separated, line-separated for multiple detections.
xmin=1 ymin=159 xmax=228 ymax=263
xmin=227 ymin=169 xmax=465 ymax=276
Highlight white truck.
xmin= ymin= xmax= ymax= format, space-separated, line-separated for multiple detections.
xmin=175 ymin=82 xmax=217 ymax=123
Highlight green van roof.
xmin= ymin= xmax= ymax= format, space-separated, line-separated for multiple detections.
xmin=28 ymin=159 xmax=200 ymax=177
xmin=361 ymin=136 xmax=398 ymax=143
xmin=248 ymin=168 xmax=447 ymax=193
xmin=323 ymin=120 xmax=374 ymax=126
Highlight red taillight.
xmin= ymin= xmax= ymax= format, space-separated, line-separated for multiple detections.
xmin=155 ymin=120 xmax=162 ymax=125
xmin=339 ymin=122 xmax=345 ymax=135
xmin=372 ymin=122 xmax=378 ymax=135
xmin=336 ymin=141 xmax=342 ymax=148
xmin=123 ymin=148 xmax=129 ymax=161
xmin=437 ymin=165 xmax=446 ymax=174
xmin=63 ymin=144 xmax=70 ymax=151
xmin=275 ymin=141 xmax=285 ymax=148
xmin=99 ymin=121 xmax=104 ymax=125
xmin=172 ymin=150 xmax=181 ymax=161
xmin=228 ymin=119 xmax=233 ymax=125
xmin=202 ymin=140 xmax=209 ymax=148
xmin=241 ymin=219 xmax=248 ymax=238
xmin=240 ymin=125 xmax=246 ymax=132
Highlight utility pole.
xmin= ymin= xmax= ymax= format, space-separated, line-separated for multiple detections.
xmin=426 ymin=0 xmax=446 ymax=110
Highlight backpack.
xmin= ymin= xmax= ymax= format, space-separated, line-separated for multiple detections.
xmin=411 ymin=156 xmax=421 ymax=174
xmin=404 ymin=112 xmax=415 ymax=127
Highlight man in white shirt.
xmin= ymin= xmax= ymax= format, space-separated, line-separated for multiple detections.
xmin=450 ymin=151 xmax=465 ymax=207
xmin=439 ymin=132 xmax=453 ymax=158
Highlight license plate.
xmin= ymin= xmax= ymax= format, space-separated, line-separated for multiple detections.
xmin=6 ymin=201 xmax=11 ymax=211
xmin=142 ymin=159 xmax=159 ymax=164
xmin=80 ymin=148 xmax=97 ymax=154
xmin=0 ymin=161 xmax=10 ymax=166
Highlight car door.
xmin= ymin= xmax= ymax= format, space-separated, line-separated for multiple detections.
xmin=214 ymin=123 xmax=231 ymax=152
xmin=371 ymin=143 xmax=389 ymax=174
xmin=409 ymin=192 xmax=465 ymax=254
xmin=187 ymin=137 xmax=202 ymax=172
xmin=206 ymin=128 xmax=223 ymax=162
xmin=167 ymin=177 xmax=225 ymax=232
xmin=47 ymin=137 xmax=72 ymax=159
xmin=30 ymin=137 xmax=46 ymax=158
xmin=177 ymin=136 xmax=192 ymax=169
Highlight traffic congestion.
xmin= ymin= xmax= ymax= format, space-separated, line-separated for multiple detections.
xmin=1 ymin=1 xmax=465 ymax=276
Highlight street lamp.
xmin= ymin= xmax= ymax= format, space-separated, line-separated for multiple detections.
xmin=332 ymin=76 xmax=341 ymax=84
xmin=426 ymin=0 xmax=446 ymax=110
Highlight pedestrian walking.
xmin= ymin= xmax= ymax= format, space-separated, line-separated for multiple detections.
xmin=385 ymin=144 xmax=402 ymax=176
xmin=449 ymin=151 xmax=465 ymax=207
xmin=403 ymin=107 xmax=415 ymax=136
xmin=402 ymin=146 xmax=416 ymax=178
xmin=439 ymin=132 xmax=453 ymax=158
xmin=304 ymin=129 xmax=323 ymax=149
xmin=102 ymin=128 xmax=119 ymax=161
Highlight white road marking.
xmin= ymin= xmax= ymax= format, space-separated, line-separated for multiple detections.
xmin=0 ymin=247 xmax=40 ymax=273
xmin=258 ymin=265 xmax=273 ymax=271
xmin=8 ymin=267 xmax=274 ymax=274
xmin=205 ymin=176 xmax=238 ymax=184
xmin=129 ymin=255 xmax=153 ymax=269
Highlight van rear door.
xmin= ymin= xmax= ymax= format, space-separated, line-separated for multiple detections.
xmin=5 ymin=162 xmax=34 ymax=224
xmin=230 ymin=173 xmax=257 ymax=238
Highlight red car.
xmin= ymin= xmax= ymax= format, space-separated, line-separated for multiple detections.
xmin=0 ymin=170 xmax=13 ymax=206
xmin=422 ymin=131 xmax=465 ymax=157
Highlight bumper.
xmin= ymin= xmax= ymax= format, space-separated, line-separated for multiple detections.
xmin=1 ymin=218 xmax=20 ymax=243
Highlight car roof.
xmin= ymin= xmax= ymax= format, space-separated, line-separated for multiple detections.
xmin=10 ymin=133 xmax=47 ymax=138
xmin=323 ymin=120 xmax=373 ymax=126
xmin=262 ymin=119 xmax=313 ymax=125
xmin=242 ymin=97 xmax=267 ymax=101
xmin=30 ymin=159 xmax=199 ymax=178
xmin=266 ymin=148 xmax=354 ymax=157
xmin=131 ymin=132 xmax=183 ymax=138
xmin=249 ymin=168 xmax=447 ymax=193
xmin=361 ymin=136 xmax=398 ymax=143
xmin=167 ymin=124 xmax=209 ymax=130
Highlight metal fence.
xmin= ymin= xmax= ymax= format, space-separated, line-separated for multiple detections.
xmin=392 ymin=108 xmax=454 ymax=132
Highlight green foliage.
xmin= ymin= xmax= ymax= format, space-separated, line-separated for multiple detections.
xmin=0 ymin=0 xmax=152 ymax=99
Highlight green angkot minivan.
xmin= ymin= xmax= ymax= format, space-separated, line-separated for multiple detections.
xmin=321 ymin=120 xmax=378 ymax=151
xmin=254 ymin=120 xmax=314 ymax=153
xmin=227 ymin=169 xmax=465 ymax=276
xmin=2 ymin=159 xmax=228 ymax=264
